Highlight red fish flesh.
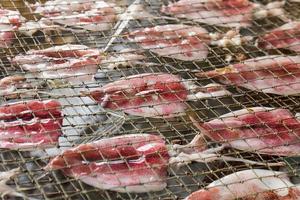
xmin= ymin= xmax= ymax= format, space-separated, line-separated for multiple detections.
xmin=161 ymin=0 xmax=287 ymax=28
xmin=12 ymin=44 xmax=102 ymax=83
xmin=45 ymin=134 xmax=169 ymax=193
xmin=45 ymin=133 xmax=283 ymax=193
xmin=82 ymin=73 xmax=230 ymax=118
xmin=191 ymin=107 xmax=300 ymax=156
xmin=33 ymin=0 xmax=117 ymax=32
xmin=161 ymin=0 xmax=257 ymax=28
xmin=83 ymin=73 xmax=189 ymax=118
xmin=258 ymin=21 xmax=300 ymax=53
xmin=185 ymin=169 xmax=300 ymax=200
xmin=196 ymin=55 xmax=300 ymax=95
xmin=128 ymin=24 xmax=210 ymax=61
xmin=0 ymin=9 xmax=25 ymax=47
xmin=0 ymin=100 xmax=63 ymax=150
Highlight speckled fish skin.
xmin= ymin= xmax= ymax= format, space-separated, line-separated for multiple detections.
xmin=0 ymin=100 xmax=63 ymax=150
xmin=128 ymin=24 xmax=210 ymax=61
xmin=161 ymin=0 xmax=256 ymax=28
xmin=196 ymin=55 xmax=300 ymax=96
xmin=193 ymin=107 xmax=300 ymax=156
xmin=185 ymin=169 xmax=300 ymax=200
xmin=34 ymin=0 xmax=117 ymax=32
xmin=258 ymin=21 xmax=300 ymax=53
xmin=12 ymin=44 xmax=101 ymax=83
xmin=0 ymin=9 xmax=25 ymax=47
xmin=45 ymin=134 xmax=170 ymax=193
xmin=85 ymin=73 xmax=189 ymax=118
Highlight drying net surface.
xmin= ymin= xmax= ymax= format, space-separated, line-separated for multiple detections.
xmin=0 ymin=0 xmax=299 ymax=199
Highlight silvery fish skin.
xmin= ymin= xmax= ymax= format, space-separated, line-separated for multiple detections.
xmin=185 ymin=169 xmax=300 ymax=200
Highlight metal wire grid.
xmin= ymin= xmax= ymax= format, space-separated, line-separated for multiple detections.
xmin=0 ymin=0 xmax=298 ymax=199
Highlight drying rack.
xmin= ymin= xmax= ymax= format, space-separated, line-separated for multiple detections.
xmin=0 ymin=0 xmax=300 ymax=199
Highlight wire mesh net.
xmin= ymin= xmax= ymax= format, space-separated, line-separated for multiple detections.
xmin=0 ymin=0 xmax=299 ymax=199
